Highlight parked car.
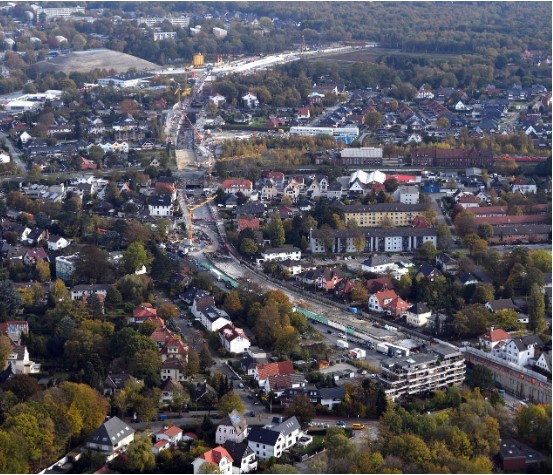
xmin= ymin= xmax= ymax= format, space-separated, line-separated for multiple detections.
xmin=352 ymin=423 xmax=365 ymax=430
xmin=336 ymin=421 xmax=346 ymax=429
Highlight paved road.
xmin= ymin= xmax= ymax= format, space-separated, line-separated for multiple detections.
xmin=0 ymin=131 xmax=26 ymax=172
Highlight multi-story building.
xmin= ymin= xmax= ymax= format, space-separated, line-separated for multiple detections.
xmin=153 ymin=31 xmax=177 ymax=41
xmin=260 ymin=246 xmax=301 ymax=262
xmin=339 ymin=147 xmax=383 ymax=166
xmin=309 ymin=227 xmax=437 ymax=254
xmin=140 ymin=16 xmax=191 ymax=28
xmin=289 ymin=126 xmax=359 ymax=145
xmin=378 ymin=344 xmax=465 ymax=401
xmin=336 ymin=202 xmax=426 ymax=227
xmin=34 ymin=5 xmax=85 ymax=19
xmin=97 ymin=72 xmax=153 ymax=88
xmin=55 ymin=253 xmax=79 ymax=282
xmin=410 ymin=147 xmax=493 ymax=168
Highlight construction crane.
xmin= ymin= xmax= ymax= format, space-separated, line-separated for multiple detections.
xmin=185 ymin=195 xmax=217 ymax=241
xmin=182 ymin=111 xmax=204 ymax=143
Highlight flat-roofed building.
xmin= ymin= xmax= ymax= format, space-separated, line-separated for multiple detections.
xmin=378 ymin=344 xmax=465 ymax=401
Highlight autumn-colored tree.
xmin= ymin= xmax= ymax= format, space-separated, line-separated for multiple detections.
xmin=223 ymin=291 xmax=242 ymax=315
xmin=158 ymin=302 xmax=179 ymax=320
xmin=350 ymin=282 xmax=368 ymax=303
xmin=283 ymin=394 xmax=315 ymax=425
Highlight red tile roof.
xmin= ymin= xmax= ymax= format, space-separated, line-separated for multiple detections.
xmin=256 ymin=361 xmax=294 ymax=380
xmin=480 ymin=328 xmax=511 ymax=342
xmin=201 ymin=446 xmax=233 ymax=465
xmin=237 ymin=218 xmax=260 ymax=232
xmin=372 ymin=289 xmax=398 ymax=307
xmin=157 ymin=425 xmax=183 ymax=437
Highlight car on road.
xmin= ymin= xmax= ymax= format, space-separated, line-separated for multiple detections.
xmin=327 ymin=330 xmax=333 ymax=334
xmin=225 ymin=281 xmax=233 ymax=289
xmin=336 ymin=421 xmax=346 ymax=428
xmin=239 ymin=383 xmax=244 ymax=388
xmin=352 ymin=423 xmax=365 ymax=430
xmin=249 ymin=411 xmax=256 ymax=417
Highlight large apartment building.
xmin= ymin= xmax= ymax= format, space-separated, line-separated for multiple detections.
xmin=378 ymin=344 xmax=465 ymax=401
xmin=410 ymin=148 xmax=493 ymax=168
xmin=336 ymin=202 xmax=426 ymax=227
xmin=309 ymin=227 xmax=437 ymax=254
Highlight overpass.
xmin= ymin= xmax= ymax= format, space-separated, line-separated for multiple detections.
xmin=462 ymin=347 xmax=551 ymax=404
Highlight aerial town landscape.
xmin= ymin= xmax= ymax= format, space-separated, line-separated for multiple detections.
xmin=0 ymin=1 xmax=551 ymax=474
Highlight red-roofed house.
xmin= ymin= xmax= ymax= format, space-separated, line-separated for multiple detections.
xmin=457 ymin=195 xmax=479 ymax=209
xmin=219 ymin=324 xmax=251 ymax=354
xmin=155 ymin=181 xmax=177 ymax=200
xmin=192 ymin=446 xmax=233 ymax=475
xmin=386 ymin=174 xmax=416 ymax=184
xmin=386 ymin=296 xmax=410 ymax=317
xmin=150 ymin=327 xmax=175 ymax=348
xmin=254 ymin=361 xmax=294 ymax=387
xmin=160 ymin=338 xmax=188 ymax=361
xmin=296 ymin=107 xmax=310 ymax=120
xmin=237 ymin=218 xmax=260 ymax=232
xmin=128 ymin=304 xmax=158 ymax=324
xmin=79 ymin=156 xmax=98 ymax=170
xmin=368 ymin=289 xmax=399 ymax=313
xmin=411 ymin=215 xmax=430 ymax=228
xmin=264 ymin=373 xmax=307 ymax=395
xmin=151 ymin=439 xmax=171 ymax=455
xmin=365 ymin=277 xmax=394 ymax=294
xmin=156 ymin=425 xmax=183 ymax=446
xmin=221 ymin=179 xmax=253 ymax=196
xmin=479 ymin=328 xmax=511 ymax=350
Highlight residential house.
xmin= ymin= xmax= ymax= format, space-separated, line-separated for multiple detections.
xmin=47 ymin=234 xmax=69 ymax=251
xmin=305 ymin=175 xmax=329 ymax=199
xmin=148 ymin=194 xmax=173 ymax=217
xmin=7 ymin=345 xmax=40 ymax=374
xmin=436 ymin=253 xmax=459 ymax=273
xmin=264 ymin=373 xmax=307 ymax=396
xmin=368 ymin=289 xmax=409 ymax=317
xmin=237 ymin=218 xmax=260 ymax=233
xmin=85 ymin=417 xmax=135 ymax=458
xmin=192 ymin=296 xmax=232 ymax=332
xmin=336 ymin=202 xmax=426 ymax=227
xmin=222 ymin=441 xmax=258 ymax=474
xmin=103 ymin=373 xmax=140 ymax=397
xmin=416 ymin=264 xmax=443 ymax=282
xmin=457 ymin=195 xmax=480 ymax=209
xmin=326 ymin=181 xmax=343 ymax=199
xmin=193 ymin=446 xmax=234 ymax=475
xmin=457 ymin=272 xmax=479 ymax=286
xmin=150 ymin=326 xmax=175 ymax=349
xmin=221 ymin=179 xmax=253 ymax=196
xmin=242 ymin=93 xmax=259 ymax=108
xmin=23 ymin=247 xmax=49 ymax=266
xmin=406 ymin=303 xmax=432 ymax=327
xmin=247 ymin=417 xmax=302 ymax=460
xmin=55 ymin=253 xmax=79 ymax=282
xmin=0 ymin=320 xmax=29 ymax=343
xmin=486 ymin=298 xmax=517 ymax=313
xmin=282 ymin=179 xmax=302 ymax=202
xmin=128 ymin=303 xmax=158 ymax=325
xmin=151 ymin=439 xmax=171 ymax=455
xmin=160 ymin=358 xmax=186 ymax=382
xmin=365 ymin=276 xmax=394 ymax=294
xmin=254 ymin=361 xmax=294 ymax=388
xmin=361 ymin=255 xmax=396 ymax=274
xmin=535 ymin=350 xmax=551 ymax=374
xmin=511 ymin=178 xmax=538 ymax=194
xmin=260 ymin=246 xmax=301 ymax=262
xmin=479 ymin=328 xmax=511 ymax=350
xmin=394 ymin=186 xmax=420 ymax=204
xmin=160 ymin=337 xmax=188 ymax=362
xmin=493 ymin=335 xmax=543 ymax=367
xmin=156 ymin=425 xmax=183 ymax=446
xmin=70 ymin=284 xmax=111 ymax=301
xmin=315 ymin=267 xmax=343 ymax=291
xmin=160 ymin=378 xmax=185 ymax=404
xmin=219 ymin=325 xmax=251 ymax=354
xmin=278 ymin=259 xmax=303 ymax=276
xmin=26 ymin=227 xmax=47 ymax=246
xmin=216 ymin=410 xmax=249 ymax=444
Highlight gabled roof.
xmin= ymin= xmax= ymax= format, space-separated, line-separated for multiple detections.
xmin=220 ymin=410 xmax=248 ymax=434
xmin=87 ymin=416 xmax=134 ymax=448
xmin=247 ymin=426 xmax=281 ymax=446
xmin=273 ymin=416 xmax=300 ymax=436
xmin=157 ymin=425 xmax=182 ymax=437
xmin=256 ymin=361 xmax=294 ymax=380
xmin=487 ymin=298 xmax=517 ymax=311
xmin=201 ymin=446 xmax=234 ymax=465
xmin=363 ymin=255 xmax=394 ymax=268
xmin=371 ymin=289 xmax=398 ymax=307
xmin=480 ymin=328 xmax=510 ymax=342
xmin=222 ymin=441 xmax=254 ymax=467
xmin=408 ymin=302 xmax=431 ymax=315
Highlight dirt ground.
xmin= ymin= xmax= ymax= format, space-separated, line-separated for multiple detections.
xmin=175 ymin=149 xmax=197 ymax=170
xmin=34 ymin=48 xmax=159 ymax=74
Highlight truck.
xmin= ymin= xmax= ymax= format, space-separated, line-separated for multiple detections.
xmin=336 ymin=339 xmax=349 ymax=350
xmin=376 ymin=342 xmax=389 ymax=355
xmin=210 ymin=268 xmax=222 ymax=281
xmin=349 ymin=348 xmax=366 ymax=359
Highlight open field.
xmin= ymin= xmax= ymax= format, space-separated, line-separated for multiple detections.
xmin=34 ymin=48 xmax=159 ymax=74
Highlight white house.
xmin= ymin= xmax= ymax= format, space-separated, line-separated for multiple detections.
xmin=260 ymin=246 xmax=301 ymax=262
xmin=535 ymin=350 xmax=551 ymax=374
xmin=511 ymin=178 xmax=538 ymax=194
xmin=368 ymin=289 xmax=398 ymax=313
xmin=493 ymin=335 xmax=543 ymax=367
xmin=47 ymin=234 xmax=70 ymax=251
xmin=361 ymin=255 xmax=396 ymax=274
xmin=8 ymin=345 xmax=40 ymax=374
xmin=86 ymin=417 xmax=135 ymax=458
xmin=221 ymin=179 xmax=253 ymax=197
xmin=192 ymin=296 xmax=232 ymax=332
xmin=193 ymin=446 xmax=234 ymax=475
xmin=210 ymin=94 xmax=226 ymax=107
xmin=242 ymin=93 xmax=259 ymax=108
xmin=70 ymin=284 xmax=111 ymax=301
xmin=156 ymin=426 xmax=183 ymax=446
xmin=222 ymin=441 xmax=258 ymax=474
xmin=0 ymin=152 xmax=10 ymax=164
xmin=478 ymin=328 xmax=511 ymax=350
xmin=215 ymin=410 xmax=249 ymax=445
xmin=148 ymin=194 xmax=173 ymax=216
xmin=394 ymin=186 xmax=420 ymax=204
xmin=219 ymin=325 xmax=251 ymax=354
xmin=406 ymin=303 xmax=432 ymax=327
xmin=247 ymin=417 xmax=302 ymax=460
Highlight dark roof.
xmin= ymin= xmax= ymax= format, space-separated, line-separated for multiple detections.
xmin=318 ymin=386 xmax=346 ymax=400
xmin=491 ymin=224 xmax=551 ymax=236
xmin=149 ymin=194 xmax=172 ymax=206
xmin=311 ymin=226 xmax=437 ymax=239
xmin=499 ymin=438 xmax=548 ymax=465
xmin=418 ymin=263 xmax=441 ymax=277
xmin=363 ymin=255 xmax=393 ymax=267
xmin=87 ymin=416 xmax=134 ymax=448
xmin=273 ymin=416 xmax=300 ymax=436
xmin=247 ymin=426 xmax=281 ymax=446
xmin=408 ymin=302 xmax=431 ymax=314
xmin=487 ymin=298 xmax=517 ymax=311
xmin=222 ymin=441 xmax=253 ymax=467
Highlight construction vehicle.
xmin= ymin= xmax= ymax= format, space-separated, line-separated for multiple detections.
xmin=185 ymin=195 xmax=217 ymax=241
